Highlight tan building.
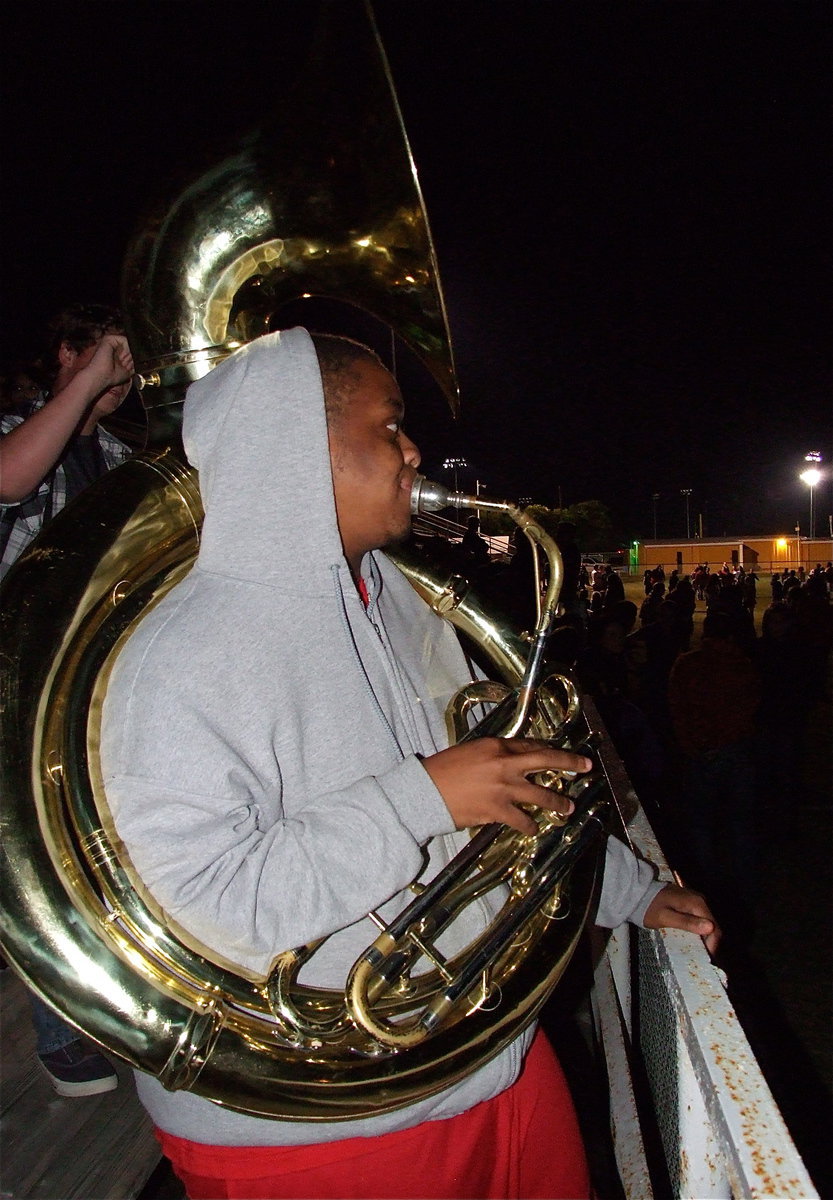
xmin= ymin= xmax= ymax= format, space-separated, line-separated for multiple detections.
xmin=633 ymin=535 xmax=833 ymax=575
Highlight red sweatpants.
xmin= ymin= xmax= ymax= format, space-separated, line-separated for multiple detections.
xmin=156 ymin=1030 xmax=590 ymax=1199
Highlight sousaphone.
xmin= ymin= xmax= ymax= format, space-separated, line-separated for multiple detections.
xmin=0 ymin=1 xmax=609 ymax=1118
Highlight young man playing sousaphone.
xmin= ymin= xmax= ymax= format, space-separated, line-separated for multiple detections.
xmin=100 ymin=328 xmax=718 ymax=1199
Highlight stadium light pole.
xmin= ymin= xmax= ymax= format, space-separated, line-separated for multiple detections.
xmin=800 ymin=453 xmax=822 ymax=540
xmin=680 ymin=488 xmax=693 ymax=539
xmin=442 ymin=456 xmax=468 ymax=493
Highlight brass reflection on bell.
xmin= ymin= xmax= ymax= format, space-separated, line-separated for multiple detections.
xmin=121 ymin=2 xmax=458 ymax=413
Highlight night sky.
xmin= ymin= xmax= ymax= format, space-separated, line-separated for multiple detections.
xmin=2 ymin=2 xmax=830 ymax=543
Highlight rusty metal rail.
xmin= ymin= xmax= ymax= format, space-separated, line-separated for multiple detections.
xmin=588 ymin=706 xmax=818 ymax=1199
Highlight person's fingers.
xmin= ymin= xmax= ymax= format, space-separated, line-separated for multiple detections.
xmin=474 ymin=783 xmax=576 ymax=834
xmin=644 ymin=884 xmax=722 ymax=955
xmin=499 ymin=738 xmax=593 ymax=776
xmin=90 ymin=335 xmax=134 ymax=388
xmin=495 ymin=802 xmax=539 ymax=836
xmin=495 ymin=740 xmax=586 ymax=823
xmin=423 ymin=738 xmax=591 ymax=834
xmin=703 ymin=924 xmax=722 ymax=955
xmin=507 ymin=777 xmax=575 ymax=817
xmin=667 ymin=908 xmax=715 ymax=938
xmin=674 ymin=889 xmax=723 ymax=953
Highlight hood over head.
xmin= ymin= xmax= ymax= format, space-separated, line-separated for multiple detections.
xmin=183 ymin=327 xmax=344 ymax=595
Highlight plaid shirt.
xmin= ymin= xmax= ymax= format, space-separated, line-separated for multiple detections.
xmin=0 ymin=393 xmax=130 ymax=579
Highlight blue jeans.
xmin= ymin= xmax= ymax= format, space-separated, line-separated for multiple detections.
xmin=28 ymin=992 xmax=79 ymax=1056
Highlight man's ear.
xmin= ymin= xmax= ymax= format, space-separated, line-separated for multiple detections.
xmin=58 ymin=341 xmax=77 ymax=369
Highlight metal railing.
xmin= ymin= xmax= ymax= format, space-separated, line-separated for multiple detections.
xmin=413 ymin=512 xmax=511 ymax=560
xmin=587 ymin=703 xmax=818 ymax=1199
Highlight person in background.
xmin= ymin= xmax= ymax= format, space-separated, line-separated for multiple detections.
xmin=1 ymin=361 xmax=45 ymax=414
xmin=460 ymin=513 xmax=490 ymax=567
xmin=555 ymin=520 xmax=581 ymax=619
xmin=668 ymin=609 xmax=761 ymax=931
xmin=1 ymin=303 xmax=134 ymax=579
xmin=0 ymin=303 xmax=134 ymax=1096
xmin=639 ymin=579 xmax=666 ymax=626
xmin=601 ymin=562 xmax=625 ymax=607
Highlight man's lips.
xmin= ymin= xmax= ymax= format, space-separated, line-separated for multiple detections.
xmin=400 ymin=467 xmax=418 ymax=496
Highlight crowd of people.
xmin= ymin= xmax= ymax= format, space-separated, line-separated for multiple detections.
xmin=453 ymin=519 xmax=832 ymax=943
xmin=410 ymin=493 xmax=818 ymax=955
xmin=565 ymin=556 xmax=830 ymax=938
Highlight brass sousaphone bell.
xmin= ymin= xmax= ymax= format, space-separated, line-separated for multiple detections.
xmin=0 ymin=1 xmax=610 ymax=1118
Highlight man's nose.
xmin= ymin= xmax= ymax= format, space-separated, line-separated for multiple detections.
xmin=401 ymin=430 xmax=421 ymax=468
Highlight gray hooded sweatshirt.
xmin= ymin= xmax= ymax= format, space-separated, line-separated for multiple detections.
xmin=100 ymin=327 xmax=662 ymax=1147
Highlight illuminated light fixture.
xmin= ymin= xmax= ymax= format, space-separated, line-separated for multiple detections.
xmin=799 ymin=453 xmax=823 ymax=538
xmin=442 ymin=456 xmax=468 ymax=491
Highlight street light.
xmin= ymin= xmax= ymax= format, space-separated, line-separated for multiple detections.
xmin=651 ymin=493 xmax=660 ymax=539
xmin=442 ymin=456 xmax=468 ymax=493
xmin=800 ymin=452 xmax=822 ymax=539
xmin=680 ymin=489 xmax=693 ymax=539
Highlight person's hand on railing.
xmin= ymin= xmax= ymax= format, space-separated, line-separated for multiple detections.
xmin=643 ymin=883 xmax=721 ymax=955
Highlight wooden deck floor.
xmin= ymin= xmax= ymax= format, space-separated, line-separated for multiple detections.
xmin=0 ymin=968 xmax=163 ymax=1200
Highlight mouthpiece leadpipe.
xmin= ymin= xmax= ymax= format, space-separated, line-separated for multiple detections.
xmin=409 ymin=474 xmax=563 ymax=664
xmin=410 ymin=475 xmax=515 ymax=516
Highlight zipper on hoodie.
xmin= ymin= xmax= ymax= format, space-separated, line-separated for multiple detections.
xmin=362 ymin=568 xmax=425 ymax=754
xmin=344 ymin=561 xmax=499 ymax=937
xmin=364 ymin=559 xmax=500 ymax=936
xmin=332 ymin=563 xmax=404 ymax=757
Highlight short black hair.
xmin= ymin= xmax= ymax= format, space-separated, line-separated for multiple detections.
xmin=310 ymin=333 xmax=384 ymax=425
xmin=46 ymin=303 xmax=124 ymax=374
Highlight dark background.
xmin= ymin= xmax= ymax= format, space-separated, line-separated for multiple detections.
xmin=1 ymin=1 xmax=830 ymax=542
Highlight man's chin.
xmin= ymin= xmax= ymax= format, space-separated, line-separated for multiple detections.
xmin=382 ymin=522 xmax=413 ymax=550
